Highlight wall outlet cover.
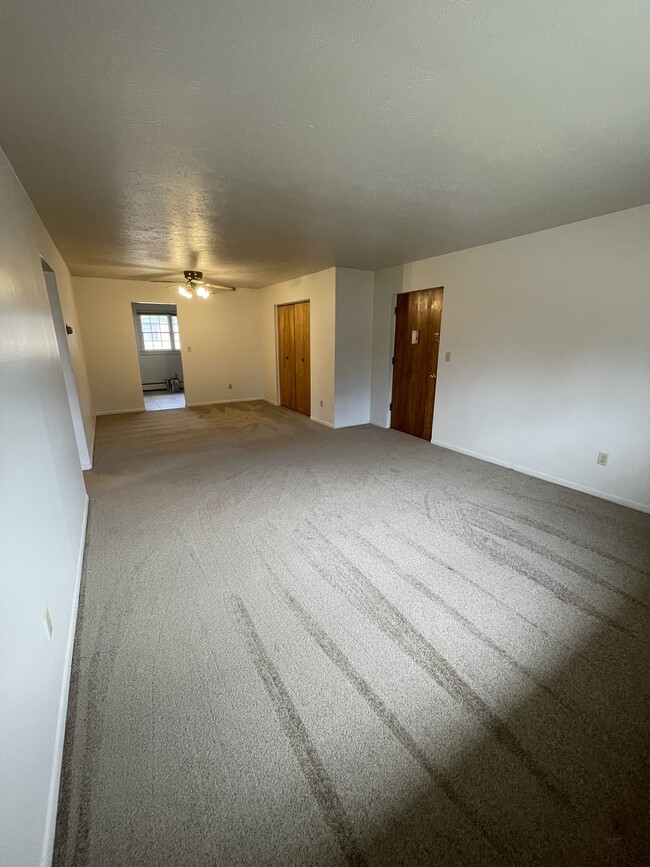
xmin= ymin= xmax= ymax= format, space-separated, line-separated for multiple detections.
xmin=445 ymin=351 xmax=451 ymax=362
xmin=597 ymin=452 xmax=609 ymax=466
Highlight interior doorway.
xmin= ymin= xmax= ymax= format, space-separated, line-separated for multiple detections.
xmin=277 ymin=301 xmax=310 ymax=415
xmin=41 ymin=260 xmax=92 ymax=469
xmin=132 ymin=302 xmax=186 ymax=411
xmin=390 ymin=287 xmax=444 ymax=440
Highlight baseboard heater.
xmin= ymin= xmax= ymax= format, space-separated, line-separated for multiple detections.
xmin=142 ymin=380 xmax=184 ymax=392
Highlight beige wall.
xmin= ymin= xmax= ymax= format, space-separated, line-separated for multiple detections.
xmin=0 ymin=148 xmax=92 ymax=865
xmin=259 ymin=268 xmax=336 ymax=426
xmin=73 ymin=278 xmax=264 ymax=413
xmin=371 ymin=205 xmax=650 ymax=511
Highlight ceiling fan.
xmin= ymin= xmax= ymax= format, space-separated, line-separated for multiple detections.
xmin=150 ymin=270 xmax=236 ymax=299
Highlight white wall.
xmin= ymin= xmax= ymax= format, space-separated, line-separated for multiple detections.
xmin=334 ymin=268 xmax=374 ymax=428
xmin=137 ymin=350 xmax=183 ymax=389
xmin=259 ymin=268 xmax=336 ymax=426
xmin=371 ymin=205 xmax=650 ymax=511
xmin=74 ymin=278 xmax=263 ymax=413
xmin=0 ymin=148 xmax=92 ymax=865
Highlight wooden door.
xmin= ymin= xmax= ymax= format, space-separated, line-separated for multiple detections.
xmin=390 ymin=288 xmax=444 ymax=440
xmin=277 ymin=303 xmax=296 ymax=410
xmin=293 ymin=301 xmax=311 ymax=416
xmin=277 ymin=301 xmax=311 ymax=415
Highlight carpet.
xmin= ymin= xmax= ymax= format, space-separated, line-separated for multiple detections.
xmin=54 ymin=401 xmax=650 ymax=865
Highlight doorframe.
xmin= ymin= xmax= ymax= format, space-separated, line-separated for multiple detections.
xmin=130 ymin=301 xmax=186 ymax=409
xmin=383 ymin=292 xmax=399 ymax=428
xmin=274 ymin=298 xmax=310 ymax=408
xmin=40 ymin=259 xmax=92 ymax=470
xmin=387 ymin=286 xmax=445 ymax=441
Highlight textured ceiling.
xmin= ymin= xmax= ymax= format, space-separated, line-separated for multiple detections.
xmin=1 ymin=1 xmax=649 ymax=288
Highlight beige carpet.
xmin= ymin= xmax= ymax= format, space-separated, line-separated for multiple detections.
xmin=55 ymin=401 xmax=649 ymax=865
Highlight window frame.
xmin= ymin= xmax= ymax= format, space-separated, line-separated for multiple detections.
xmin=137 ymin=312 xmax=181 ymax=353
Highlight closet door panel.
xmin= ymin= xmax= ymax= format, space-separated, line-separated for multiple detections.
xmin=277 ymin=304 xmax=296 ymax=410
xmin=294 ymin=301 xmax=311 ymax=416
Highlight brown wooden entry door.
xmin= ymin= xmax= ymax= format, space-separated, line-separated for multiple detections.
xmin=390 ymin=287 xmax=444 ymax=440
xmin=277 ymin=301 xmax=311 ymax=415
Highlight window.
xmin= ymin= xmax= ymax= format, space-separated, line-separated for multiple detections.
xmin=139 ymin=314 xmax=181 ymax=351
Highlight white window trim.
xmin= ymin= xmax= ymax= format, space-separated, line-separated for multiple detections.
xmin=137 ymin=313 xmax=181 ymax=353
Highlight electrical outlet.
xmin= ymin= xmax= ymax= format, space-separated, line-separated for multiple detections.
xmin=43 ymin=607 xmax=53 ymax=640
xmin=320 ymin=400 xmax=323 ymax=407
xmin=187 ymin=345 xmax=192 ymax=353
xmin=597 ymin=452 xmax=609 ymax=466
xmin=444 ymin=351 xmax=451 ymax=362
xmin=228 ymin=383 xmax=232 ymax=389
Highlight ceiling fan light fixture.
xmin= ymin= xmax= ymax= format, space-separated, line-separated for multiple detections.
xmin=165 ymin=270 xmax=234 ymax=298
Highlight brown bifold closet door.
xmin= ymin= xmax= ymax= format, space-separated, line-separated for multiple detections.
xmin=277 ymin=301 xmax=310 ymax=416
xmin=391 ymin=287 xmax=444 ymax=440
xmin=293 ymin=301 xmax=310 ymax=416
xmin=277 ymin=303 xmax=296 ymax=410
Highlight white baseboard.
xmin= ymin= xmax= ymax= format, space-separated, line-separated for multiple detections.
xmin=431 ymin=439 xmax=650 ymax=514
xmin=40 ymin=493 xmax=89 ymax=866
xmin=263 ymin=398 xmax=280 ymax=406
xmin=95 ymin=407 xmax=144 ymax=416
xmin=310 ymin=416 xmax=335 ymax=429
xmin=185 ymin=396 xmax=263 ymax=408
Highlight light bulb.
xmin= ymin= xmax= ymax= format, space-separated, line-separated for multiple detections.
xmin=178 ymin=285 xmax=193 ymax=299
xmin=196 ymin=286 xmax=209 ymax=298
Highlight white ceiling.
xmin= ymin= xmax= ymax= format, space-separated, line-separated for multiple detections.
xmin=1 ymin=1 xmax=649 ymax=287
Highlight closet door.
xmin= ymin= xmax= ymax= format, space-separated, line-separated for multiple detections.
xmin=293 ymin=301 xmax=311 ymax=416
xmin=277 ymin=304 xmax=296 ymax=410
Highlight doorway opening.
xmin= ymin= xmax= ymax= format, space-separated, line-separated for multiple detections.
xmin=277 ymin=300 xmax=311 ymax=415
xmin=390 ymin=287 xmax=444 ymax=440
xmin=132 ymin=302 xmax=186 ymax=411
xmin=41 ymin=260 xmax=92 ymax=469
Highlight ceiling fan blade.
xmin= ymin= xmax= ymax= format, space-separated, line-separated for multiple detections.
xmin=148 ymin=278 xmax=185 ymax=284
xmin=203 ymin=282 xmax=237 ymax=292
